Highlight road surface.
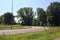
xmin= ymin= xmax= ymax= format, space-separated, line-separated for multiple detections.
xmin=0 ymin=27 xmax=48 ymax=35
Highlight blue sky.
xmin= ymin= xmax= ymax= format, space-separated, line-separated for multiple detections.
xmin=0 ymin=0 xmax=60 ymax=16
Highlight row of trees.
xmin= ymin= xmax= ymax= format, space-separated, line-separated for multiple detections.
xmin=0 ymin=2 xmax=60 ymax=26
xmin=17 ymin=2 xmax=60 ymax=26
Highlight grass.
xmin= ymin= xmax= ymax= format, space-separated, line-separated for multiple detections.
xmin=0 ymin=27 xmax=60 ymax=40
xmin=0 ymin=25 xmax=24 ymax=29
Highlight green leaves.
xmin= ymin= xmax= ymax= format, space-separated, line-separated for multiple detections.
xmin=46 ymin=2 xmax=60 ymax=26
xmin=36 ymin=8 xmax=47 ymax=26
xmin=17 ymin=7 xmax=34 ymax=26
xmin=4 ymin=12 xmax=14 ymax=25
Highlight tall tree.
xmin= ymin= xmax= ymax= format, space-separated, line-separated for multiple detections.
xmin=46 ymin=2 xmax=60 ymax=26
xmin=4 ymin=12 xmax=14 ymax=25
xmin=36 ymin=8 xmax=47 ymax=26
xmin=17 ymin=7 xmax=34 ymax=26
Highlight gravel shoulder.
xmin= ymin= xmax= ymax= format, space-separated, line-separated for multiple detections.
xmin=0 ymin=27 xmax=48 ymax=35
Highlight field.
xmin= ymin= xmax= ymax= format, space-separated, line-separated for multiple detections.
xmin=0 ymin=26 xmax=60 ymax=40
xmin=0 ymin=25 xmax=24 ymax=29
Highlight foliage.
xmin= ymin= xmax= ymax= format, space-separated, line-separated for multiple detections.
xmin=32 ymin=18 xmax=39 ymax=26
xmin=17 ymin=7 xmax=34 ymax=26
xmin=0 ymin=2 xmax=60 ymax=26
xmin=36 ymin=8 xmax=47 ymax=26
xmin=4 ymin=12 xmax=14 ymax=25
xmin=46 ymin=2 xmax=60 ymax=26
xmin=0 ymin=15 xmax=4 ymax=24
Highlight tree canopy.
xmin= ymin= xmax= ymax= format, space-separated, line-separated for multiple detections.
xmin=4 ymin=12 xmax=14 ymax=25
xmin=0 ymin=2 xmax=60 ymax=26
xmin=36 ymin=8 xmax=47 ymax=26
xmin=17 ymin=7 xmax=34 ymax=26
xmin=46 ymin=2 xmax=60 ymax=26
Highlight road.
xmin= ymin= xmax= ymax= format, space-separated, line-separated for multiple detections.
xmin=0 ymin=27 xmax=48 ymax=35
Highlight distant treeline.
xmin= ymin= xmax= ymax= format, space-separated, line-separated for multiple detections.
xmin=0 ymin=2 xmax=60 ymax=26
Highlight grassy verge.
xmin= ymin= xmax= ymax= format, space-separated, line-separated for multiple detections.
xmin=0 ymin=27 xmax=60 ymax=40
xmin=0 ymin=25 xmax=24 ymax=29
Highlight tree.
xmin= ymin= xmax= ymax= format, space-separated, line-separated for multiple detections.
xmin=46 ymin=2 xmax=60 ymax=26
xmin=36 ymin=8 xmax=47 ymax=26
xmin=17 ymin=7 xmax=34 ymax=26
xmin=4 ymin=12 xmax=14 ymax=25
xmin=0 ymin=16 xmax=2 ymax=24
xmin=0 ymin=15 xmax=4 ymax=24
xmin=32 ymin=18 xmax=39 ymax=26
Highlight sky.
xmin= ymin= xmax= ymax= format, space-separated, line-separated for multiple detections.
xmin=0 ymin=0 xmax=60 ymax=16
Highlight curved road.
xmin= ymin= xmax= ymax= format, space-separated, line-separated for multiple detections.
xmin=0 ymin=27 xmax=48 ymax=35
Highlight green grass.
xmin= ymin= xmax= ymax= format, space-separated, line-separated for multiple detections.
xmin=0 ymin=25 xmax=24 ymax=29
xmin=0 ymin=27 xmax=60 ymax=40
